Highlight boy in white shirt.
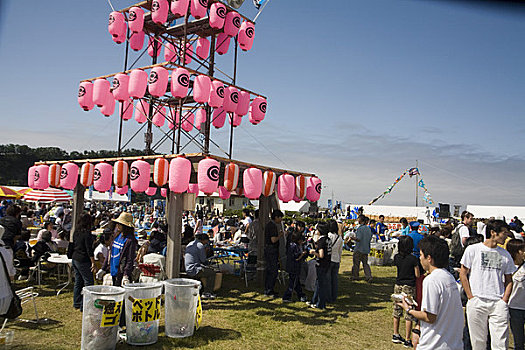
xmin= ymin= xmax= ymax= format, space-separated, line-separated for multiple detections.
xmin=396 ymin=235 xmax=463 ymax=350
xmin=460 ymin=219 xmax=516 ymax=350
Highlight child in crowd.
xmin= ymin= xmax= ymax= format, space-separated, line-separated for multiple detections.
xmin=392 ymin=236 xmax=420 ymax=347
xmin=282 ymin=232 xmax=307 ymax=303
xmin=507 ymin=239 xmax=525 ymax=350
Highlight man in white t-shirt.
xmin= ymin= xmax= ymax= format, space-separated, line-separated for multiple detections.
xmin=459 ymin=211 xmax=475 ymax=247
xmin=397 ymin=235 xmax=463 ymax=349
xmin=460 ymin=219 xmax=516 ymax=350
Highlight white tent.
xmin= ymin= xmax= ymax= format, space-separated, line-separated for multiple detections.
xmin=466 ymin=205 xmax=525 ymax=221
xmin=84 ymin=189 xmax=129 ymax=202
xmin=279 ymin=201 xmax=310 ymax=213
xmin=347 ymin=204 xmax=435 ymax=223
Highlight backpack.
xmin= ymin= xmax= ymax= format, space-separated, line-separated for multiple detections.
xmin=450 ymin=224 xmax=475 ymax=263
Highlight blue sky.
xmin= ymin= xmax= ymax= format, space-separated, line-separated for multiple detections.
xmin=1 ymin=0 xmax=524 ymax=207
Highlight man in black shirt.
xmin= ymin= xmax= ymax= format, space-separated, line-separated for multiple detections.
xmin=264 ymin=210 xmax=284 ymax=297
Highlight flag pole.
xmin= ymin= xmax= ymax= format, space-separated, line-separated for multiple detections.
xmin=415 ymin=160 xmax=418 ymax=207
xmin=253 ymin=0 xmax=272 ymax=22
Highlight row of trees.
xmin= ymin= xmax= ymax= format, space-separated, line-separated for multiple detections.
xmin=0 ymin=144 xmax=147 ymax=186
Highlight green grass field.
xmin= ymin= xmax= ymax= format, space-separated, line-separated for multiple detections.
xmin=7 ymin=252 xmax=411 ymax=349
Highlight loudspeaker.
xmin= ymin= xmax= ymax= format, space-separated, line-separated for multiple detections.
xmin=439 ymin=203 xmax=450 ymax=218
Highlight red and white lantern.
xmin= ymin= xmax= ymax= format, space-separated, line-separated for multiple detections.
xmin=223 ymin=163 xmax=239 ymax=191
xmin=135 ymin=100 xmax=149 ymax=124
xmin=209 ymin=80 xmax=224 ymax=108
xmin=171 ymin=68 xmax=190 ymax=98
xmin=238 ymin=21 xmax=255 ymax=51
xmin=190 ymin=0 xmax=207 ymax=19
xmin=94 ymin=163 xmax=112 ymax=192
xmin=112 ymin=73 xmax=129 ymax=102
xmin=262 ymin=170 xmax=276 ymax=197
xmin=306 ymin=177 xmax=322 ymax=202
xmin=93 ymin=79 xmax=111 ymax=107
xmin=60 ymin=163 xmax=79 ymax=190
xmin=243 ymin=167 xmax=262 ymax=199
xmin=169 ymin=156 xmax=191 ymax=193
xmin=130 ymin=160 xmax=150 ymax=193
xmin=209 ymin=2 xmax=226 ymax=29
xmin=295 ymin=175 xmax=307 ymax=200
xmin=193 ymin=75 xmax=211 ymax=104
xmin=128 ymin=7 xmax=144 ymax=33
xmin=151 ymin=0 xmax=169 ymax=24
xmin=48 ymin=164 xmax=61 ymax=188
xmin=216 ymin=33 xmax=230 ymax=55
xmin=212 ymin=108 xmax=226 ymax=129
xmin=78 ymin=82 xmax=94 ymax=111
xmin=224 ymin=11 xmax=241 ymax=37
xmin=153 ymin=158 xmax=169 ymax=187
xmin=148 ymin=67 xmax=169 ymax=97
xmin=277 ymin=173 xmax=295 ymax=203
xmin=108 ymin=12 xmax=126 ymax=42
xmin=198 ymin=158 xmax=220 ymax=195
xmin=130 ymin=30 xmax=145 ymax=51
xmin=113 ymin=160 xmax=129 ymax=188
xmin=80 ymin=163 xmax=95 ymax=187
xmin=196 ymin=37 xmax=210 ymax=60
xmin=128 ymin=69 xmax=148 ymax=99
xmin=171 ymin=0 xmax=189 ymax=17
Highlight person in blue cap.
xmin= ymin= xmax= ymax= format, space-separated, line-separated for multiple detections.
xmin=408 ymin=221 xmax=424 ymax=258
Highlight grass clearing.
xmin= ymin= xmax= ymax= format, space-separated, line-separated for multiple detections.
xmin=8 ymin=252 xmax=405 ymax=349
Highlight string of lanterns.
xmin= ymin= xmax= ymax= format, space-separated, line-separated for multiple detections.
xmin=27 ymin=159 xmax=322 ymax=202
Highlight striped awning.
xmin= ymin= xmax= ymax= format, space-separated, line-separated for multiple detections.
xmin=23 ymin=188 xmax=73 ymax=203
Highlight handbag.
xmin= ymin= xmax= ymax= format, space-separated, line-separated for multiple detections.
xmin=0 ymin=251 xmax=23 ymax=319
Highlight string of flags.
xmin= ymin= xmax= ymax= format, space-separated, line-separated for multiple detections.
xmin=368 ymin=167 xmax=434 ymax=205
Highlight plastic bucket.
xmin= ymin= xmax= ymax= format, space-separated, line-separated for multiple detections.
xmin=124 ymin=282 xmax=163 ymax=346
xmin=164 ymin=278 xmax=201 ymax=338
xmin=81 ymin=285 xmax=125 ymax=350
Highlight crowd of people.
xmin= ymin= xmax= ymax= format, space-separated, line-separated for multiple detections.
xmin=1 ymin=199 xmax=525 ymax=349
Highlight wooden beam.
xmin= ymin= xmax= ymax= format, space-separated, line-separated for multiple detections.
xmin=70 ymin=184 xmax=85 ymax=242
xmin=166 ymin=192 xmax=184 ymax=278
xmin=256 ymin=194 xmax=271 ymax=286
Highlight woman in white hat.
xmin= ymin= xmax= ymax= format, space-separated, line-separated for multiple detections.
xmin=99 ymin=212 xmax=137 ymax=287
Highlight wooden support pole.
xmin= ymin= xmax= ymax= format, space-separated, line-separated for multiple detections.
xmin=256 ymin=194 xmax=272 ymax=286
xmin=166 ymin=192 xmax=184 ymax=278
xmin=70 ymin=184 xmax=85 ymax=242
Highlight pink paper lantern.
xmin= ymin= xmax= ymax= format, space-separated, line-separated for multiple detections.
xmin=130 ymin=160 xmax=150 ymax=193
xmin=212 ymin=108 xmax=226 ymax=129
xmin=116 ymin=185 xmax=128 ymax=195
xmin=223 ymin=86 xmax=239 ymax=113
xmin=193 ymin=75 xmax=211 ymax=104
xmin=262 ymin=170 xmax=276 ymax=197
xmin=209 ymin=80 xmax=224 ymax=108
xmin=48 ymin=164 xmax=61 ymax=188
xmin=171 ymin=0 xmax=189 ymax=17
xmin=130 ymin=30 xmax=145 ymax=51
xmin=223 ymin=162 xmax=239 ymax=191
xmin=167 ymin=108 xmax=177 ymax=129
xmin=94 ymin=163 xmax=112 ymax=192
xmin=164 ymin=42 xmax=178 ymax=62
xmin=135 ymin=100 xmax=149 ymax=123
xmin=128 ymin=7 xmax=144 ymax=33
xmin=153 ymin=158 xmax=169 ymax=187
xmin=235 ymin=91 xmax=250 ymax=116
xmin=249 ymin=97 xmax=267 ymax=123
xmin=160 ymin=188 xmax=167 ymax=197
xmin=146 ymin=187 xmax=157 ymax=196
xmin=112 ymin=31 xmax=126 ymax=44
xmin=152 ymin=106 xmax=166 ymax=127
xmin=93 ymin=79 xmax=111 ymax=107
xmin=112 ymin=73 xmax=129 ymax=102
xmin=60 ymin=163 xmax=79 ymax=190
xmin=188 ymin=183 xmax=199 ymax=194
xmin=219 ymin=186 xmax=230 ymax=200
xmin=33 ymin=165 xmax=49 ymax=190
xmin=238 ymin=21 xmax=255 ymax=51
xmin=243 ymin=167 xmax=262 ymax=200
xmin=216 ymin=33 xmax=230 ymax=55
xmin=209 ymin=3 xmax=226 ymax=29
xmin=100 ymin=94 xmax=116 ymax=117
xmin=277 ymin=173 xmax=295 ymax=203
xmin=190 ymin=0 xmax=207 ymax=19
xmin=78 ymin=82 xmax=94 ymax=111
xmin=293 ymin=194 xmax=302 ymax=203
xmin=195 ymin=37 xmax=210 ymax=60
xmin=151 ymin=0 xmax=169 ymax=24
xmin=182 ymin=111 xmax=194 ymax=132
xmin=229 ymin=113 xmax=242 ymax=127
xmin=108 ymin=12 xmax=126 ymax=42
xmin=113 ymin=160 xmax=129 ymax=188
xmin=171 ymin=68 xmax=190 ymax=98
xmin=148 ymin=36 xmax=162 ymax=57
xmin=169 ymin=156 xmax=191 ymax=193
xmin=295 ymin=175 xmax=307 ymax=200
xmin=28 ymin=166 xmax=37 ymax=189
xmin=198 ymin=158 xmax=219 ymax=195
xmin=306 ymin=177 xmax=322 ymax=202
xmin=129 ymin=69 xmax=148 ymax=99
xmin=195 ymin=108 xmax=206 ymax=130
xmin=224 ymin=11 xmax=241 ymax=37
xmin=183 ymin=42 xmax=193 ymax=65
xmin=148 ymin=67 xmax=169 ymax=97
xmin=120 ymin=99 xmax=133 ymax=120
xmin=80 ymin=163 xmax=94 ymax=187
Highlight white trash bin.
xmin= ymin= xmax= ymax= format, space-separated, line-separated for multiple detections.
xmin=164 ymin=278 xmax=201 ymax=338
xmin=124 ymin=282 xmax=163 ymax=346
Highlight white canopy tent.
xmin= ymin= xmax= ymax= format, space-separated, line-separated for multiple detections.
xmin=466 ymin=205 xmax=525 ymax=222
